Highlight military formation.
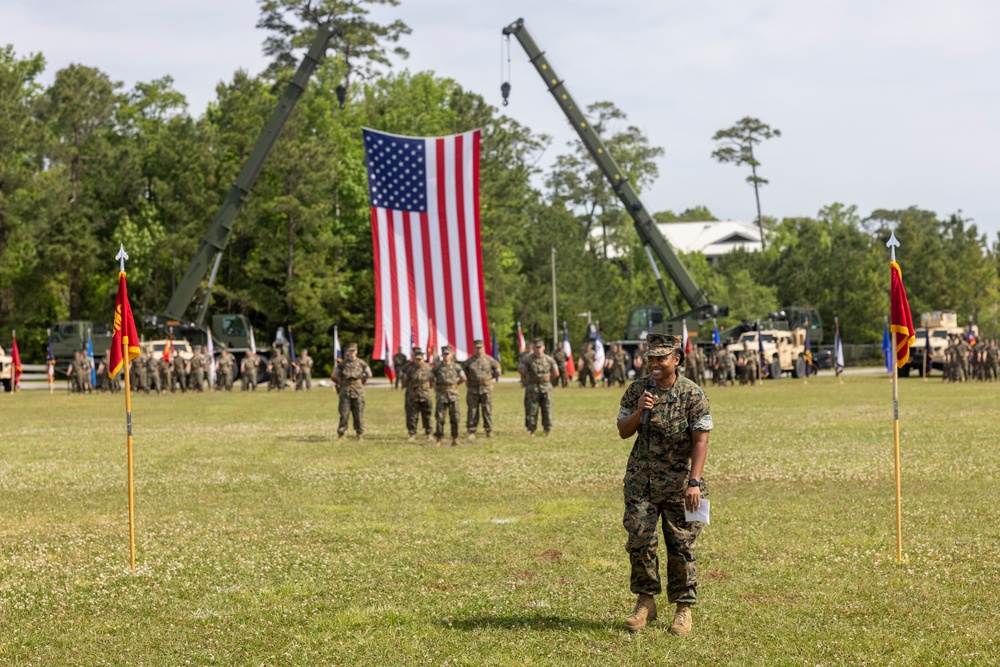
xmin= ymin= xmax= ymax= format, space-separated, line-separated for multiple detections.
xmin=940 ymin=335 xmax=998 ymax=382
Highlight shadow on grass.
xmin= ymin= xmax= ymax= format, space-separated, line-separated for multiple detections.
xmin=443 ymin=614 xmax=610 ymax=632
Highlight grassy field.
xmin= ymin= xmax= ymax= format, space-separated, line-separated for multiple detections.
xmin=1 ymin=374 xmax=997 ymax=666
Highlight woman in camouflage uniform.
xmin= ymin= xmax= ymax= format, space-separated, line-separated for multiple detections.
xmin=616 ymin=333 xmax=712 ymax=636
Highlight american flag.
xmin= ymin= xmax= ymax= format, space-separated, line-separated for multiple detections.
xmin=364 ymin=128 xmax=490 ymax=361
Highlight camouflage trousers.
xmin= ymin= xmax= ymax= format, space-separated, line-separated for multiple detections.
xmin=435 ymin=394 xmax=461 ymax=439
xmin=296 ymin=370 xmax=312 ymax=391
xmin=578 ymin=369 xmax=595 ymax=387
xmin=147 ymin=369 xmax=161 ymax=394
xmin=466 ymin=391 xmax=494 ymax=434
xmin=406 ymin=395 xmax=433 ymax=436
xmin=338 ymin=392 xmax=366 ymax=435
xmin=557 ymin=368 xmax=568 ymax=388
xmin=219 ymin=370 xmax=233 ymax=391
xmin=523 ymin=386 xmax=553 ymax=433
xmin=623 ymin=490 xmax=704 ymax=603
xmin=191 ymin=368 xmax=205 ymax=391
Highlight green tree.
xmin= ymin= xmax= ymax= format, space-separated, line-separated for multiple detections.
xmin=711 ymin=117 xmax=781 ymax=249
xmin=546 ymin=101 xmax=664 ymax=258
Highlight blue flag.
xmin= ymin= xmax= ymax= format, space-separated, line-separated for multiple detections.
xmin=491 ymin=328 xmax=501 ymax=363
xmin=712 ymin=322 xmax=721 ymax=346
xmin=86 ymin=329 xmax=96 ymax=386
xmin=882 ymin=319 xmax=891 ymax=373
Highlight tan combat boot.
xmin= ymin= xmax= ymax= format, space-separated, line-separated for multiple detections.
xmin=669 ymin=603 xmax=692 ymax=636
xmin=337 ymin=434 xmax=345 ymax=442
xmin=486 ymin=431 xmax=493 ymax=439
xmin=407 ymin=434 xmax=416 ymax=443
xmin=357 ymin=434 xmax=364 ymax=442
xmin=467 ymin=432 xmax=476 ymax=441
xmin=543 ymin=430 xmax=551 ymax=437
xmin=435 ymin=437 xmax=442 ymax=447
xmin=623 ymin=594 xmax=657 ymax=632
xmin=451 ymin=438 xmax=459 ymax=447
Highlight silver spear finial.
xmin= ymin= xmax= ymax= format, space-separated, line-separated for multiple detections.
xmin=886 ymin=231 xmax=899 ymax=262
xmin=115 ymin=244 xmax=129 ymax=272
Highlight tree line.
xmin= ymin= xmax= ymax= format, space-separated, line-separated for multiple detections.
xmin=2 ymin=3 xmax=997 ymax=371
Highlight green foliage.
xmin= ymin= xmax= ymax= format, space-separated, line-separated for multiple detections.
xmin=654 ymin=206 xmax=718 ymax=223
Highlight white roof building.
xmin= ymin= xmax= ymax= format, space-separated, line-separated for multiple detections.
xmin=656 ymin=220 xmax=762 ymax=265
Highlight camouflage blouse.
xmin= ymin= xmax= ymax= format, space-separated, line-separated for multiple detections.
xmin=618 ymin=376 xmax=713 ymax=503
xmin=432 ymin=360 xmax=465 ymax=401
xmin=337 ymin=358 xmax=371 ymax=398
xmin=404 ymin=363 xmax=434 ymax=401
xmin=519 ymin=353 xmax=558 ymax=392
xmin=463 ymin=354 xmax=501 ymax=393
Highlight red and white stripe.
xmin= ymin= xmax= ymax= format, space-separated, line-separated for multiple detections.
xmin=370 ymin=129 xmax=488 ymax=360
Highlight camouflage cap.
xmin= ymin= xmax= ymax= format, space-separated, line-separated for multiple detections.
xmin=474 ymin=339 xmax=484 ymax=348
xmin=346 ymin=342 xmax=358 ymax=352
xmin=441 ymin=345 xmax=452 ymax=354
xmin=532 ymin=337 xmax=545 ymax=347
xmin=412 ymin=348 xmax=424 ymax=358
xmin=645 ymin=333 xmax=681 ymax=357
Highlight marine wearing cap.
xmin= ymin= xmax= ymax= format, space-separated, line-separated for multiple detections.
xmin=474 ymin=339 xmax=485 ymax=349
xmin=412 ymin=348 xmax=424 ymax=358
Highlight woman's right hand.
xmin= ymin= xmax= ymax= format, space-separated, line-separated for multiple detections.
xmin=638 ymin=391 xmax=656 ymax=413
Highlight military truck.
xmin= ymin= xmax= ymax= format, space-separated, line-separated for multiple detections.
xmin=902 ymin=311 xmax=977 ymax=377
xmin=48 ymin=321 xmax=114 ymax=368
xmin=140 ymin=339 xmax=195 ymax=362
xmin=726 ymin=327 xmax=808 ymax=378
xmin=0 ymin=343 xmax=12 ymax=392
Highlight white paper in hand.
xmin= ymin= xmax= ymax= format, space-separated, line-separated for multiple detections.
xmin=684 ymin=498 xmax=710 ymax=525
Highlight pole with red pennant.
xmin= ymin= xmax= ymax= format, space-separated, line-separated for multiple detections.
xmin=886 ymin=231 xmax=915 ymax=562
xmin=111 ymin=244 xmax=142 ymax=573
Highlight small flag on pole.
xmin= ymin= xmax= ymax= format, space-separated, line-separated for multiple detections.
xmin=46 ymin=330 xmax=56 ymax=392
xmin=333 ymin=326 xmax=342 ymax=365
xmin=803 ymin=321 xmax=812 ymax=378
xmin=384 ymin=333 xmax=395 ymax=382
xmin=426 ymin=318 xmax=437 ymax=363
xmin=881 ymin=318 xmax=891 ymax=374
xmin=834 ymin=318 xmax=845 ymax=378
xmin=517 ymin=321 xmax=526 ymax=354
xmin=113 ymin=243 xmax=139 ymax=574
xmin=563 ymin=327 xmax=576 ymax=380
xmin=889 ymin=262 xmax=915 ymax=368
xmin=712 ymin=320 xmax=721 ymax=346
xmin=87 ymin=329 xmax=96 ymax=387
xmin=108 ymin=273 xmax=141 ymax=378
xmin=682 ymin=320 xmax=692 ymax=356
xmin=593 ymin=327 xmax=606 ymax=380
xmin=491 ymin=327 xmax=501 ymax=364
xmin=967 ymin=320 xmax=976 ymax=346
xmin=11 ymin=331 xmax=22 ymax=391
xmin=206 ymin=327 xmax=217 ymax=388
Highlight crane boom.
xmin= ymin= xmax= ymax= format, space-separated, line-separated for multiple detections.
xmin=164 ymin=24 xmax=334 ymax=324
xmin=502 ymin=18 xmax=713 ymax=316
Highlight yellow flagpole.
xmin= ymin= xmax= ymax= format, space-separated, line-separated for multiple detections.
xmin=123 ymin=324 xmax=136 ymax=574
xmin=887 ymin=233 xmax=903 ymax=562
xmin=890 ymin=328 xmax=903 ymax=562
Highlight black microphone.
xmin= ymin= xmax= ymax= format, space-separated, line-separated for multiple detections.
xmin=639 ymin=378 xmax=655 ymax=425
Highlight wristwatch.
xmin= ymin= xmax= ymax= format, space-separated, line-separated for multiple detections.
xmin=687 ymin=478 xmax=701 ymax=488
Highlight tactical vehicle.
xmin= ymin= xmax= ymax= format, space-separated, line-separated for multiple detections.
xmin=48 ymin=320 xmax=114 ymax=367
xmin=901 ymin=311 xmax=977 ymax=377
xmin=140 ymin=339 xmax=195 ymax=362
xmin=726 ymin=327 xmax=808 ymax=378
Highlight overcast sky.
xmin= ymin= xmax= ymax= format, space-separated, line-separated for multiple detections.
xmin=6 ymin=0 xmax=999 ymax=238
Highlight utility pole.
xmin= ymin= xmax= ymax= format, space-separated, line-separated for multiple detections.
xmin=551 ymin=247 xmax=558 ymax=351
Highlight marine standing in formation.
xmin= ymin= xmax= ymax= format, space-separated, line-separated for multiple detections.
xmin=463 ymin=339 xmax=502 ymax=439
xmin=268 ymin=347 xmax=288 ymax=391
xmin=552 ymin=343 xmax=568 ymax=388
xmin=579 ymin=343 xmax=596 ymax=388
xmin=402 ymin=348 xmax=434 ymax=442
xmin=241 ymin=350 xmax=259 ymax=391
xmin=216 ymin=348 xmax=235 ymax=391
xmin=332 ymin=343 xmax=372 ymax=441
xmin=296 ymin=348 xmax=314 ymax=391
xmin=431 ymin=345 xmax=465 ymax=446
xmin=519 ymin=338 xmax=559 ymax=436
xmin=616 ymin=333 xmax=712 ymax=636
xmin=392 ymin=346 xmax=408 ymax=390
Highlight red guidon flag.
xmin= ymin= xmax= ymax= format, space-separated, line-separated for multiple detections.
xmin=109 ymin=272 xmax=141 ymax=377
xmin=364 ymin=128 xmax=490 ymax=361
xmin=889 ymin=261 xmax=915 ymax=368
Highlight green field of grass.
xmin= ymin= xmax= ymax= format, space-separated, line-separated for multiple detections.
xmin=1 ymin=374 xmax=997 ymax=666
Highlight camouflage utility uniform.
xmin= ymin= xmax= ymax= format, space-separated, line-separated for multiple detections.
xmin=520 ymin=349 xmax=559 ymax=434
xmin=296 ymin=351 xmax=313 ymax=391
xmin=241 ymin=352 xmax=259 ymax=391
xmin=216 ymin=351 xmax=234 ymax=391
xmin=464 ymin=347 xmax=502 ymax=437
xmin=618 ymin=375 xmax=713 ymax=604
xmin=404 ymin=360 xmax=434 ymax=438
xmin=432 ymin=353 xmax=465 ymax=442
xmin=335 ymin=356 xmax=372 ymax=437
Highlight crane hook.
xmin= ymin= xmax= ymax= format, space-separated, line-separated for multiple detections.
xmin=501 ymin=81 xmax=511 ymax=106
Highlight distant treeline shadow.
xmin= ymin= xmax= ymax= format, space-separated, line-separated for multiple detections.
xmin=443 ymin=614 xmax=609 ymax=632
